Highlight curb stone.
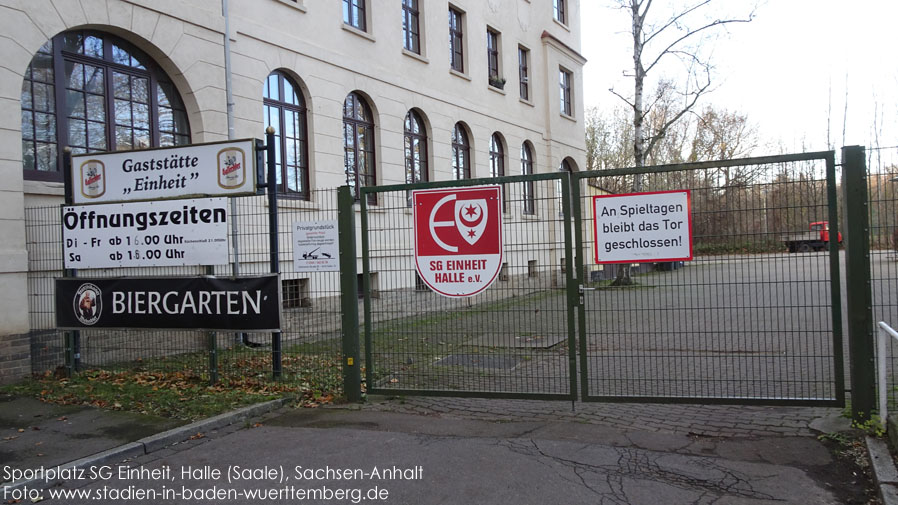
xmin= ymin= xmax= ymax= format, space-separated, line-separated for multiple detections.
xmin=867 ymin=436 xmax=898 ymax=505
xmin=0 ymin=397 xmax=290 ymax=493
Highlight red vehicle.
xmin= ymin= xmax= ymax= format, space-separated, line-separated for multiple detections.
xmin=783 ymin=221 xmax=843 ymax=252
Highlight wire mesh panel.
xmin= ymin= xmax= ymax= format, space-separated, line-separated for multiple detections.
xmin=868 ymin=147 xmax=898 ymax=410
xmin=575 ymin=153 xmax=844 ymax=405
xmin=23 ymin=189 xmax=344 ymax=392
xmin=361 ymin=174 xmax=576 ymax=399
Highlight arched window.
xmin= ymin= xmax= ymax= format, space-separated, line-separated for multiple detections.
xmin=263 ymin=71 xmax=309 ymax=197
xmin=490 ymin=133 xmax=507 ymax=212
xmin=521 ymin=142 xmax=535 ymax=215
xmin=405 ymin=110 xmax=427 ymax=185
xmin=405 ymin=110 xmax=428 ymax=206
xmin=21 ymin=31 xmax=189 ymax=180
xmin=343 ymin=92 xmax=376 ymax=202
xmin=451 ymin=123 xmax=470 ymax=180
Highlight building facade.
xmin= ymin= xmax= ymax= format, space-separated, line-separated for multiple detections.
xmin=0 ymin=0 xmax=586 ymax=382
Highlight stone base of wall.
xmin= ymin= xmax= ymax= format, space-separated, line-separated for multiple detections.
xmin=0 ymin=333 xmax=32 ymax=384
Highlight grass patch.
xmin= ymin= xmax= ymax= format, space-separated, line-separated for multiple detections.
xmin=0 ymin=353 xmax=343 ymax=422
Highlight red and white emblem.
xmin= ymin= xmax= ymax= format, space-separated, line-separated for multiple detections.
xmin=413 ymin=186 xmax=503 ymax=297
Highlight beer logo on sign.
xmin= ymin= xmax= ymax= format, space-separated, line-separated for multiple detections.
xmin=217 ymin=147 xmax=245 ymax=189
xmin=73 ymin=283 xmax=102 ymax=326
xmin=79 ymin=160 xmax=105 ymax=199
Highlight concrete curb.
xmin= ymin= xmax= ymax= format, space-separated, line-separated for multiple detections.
xmin=0 ymin=397 xmax=290 ymax=493
xmin=866 ymin=436 xmax=898 ymax=505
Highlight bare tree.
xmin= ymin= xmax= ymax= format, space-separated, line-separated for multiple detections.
xmin=607 ymin=0 xmax=754 ymax=285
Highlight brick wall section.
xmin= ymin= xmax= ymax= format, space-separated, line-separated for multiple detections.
xmin=0 ymin=333 xmax=31 ymax=384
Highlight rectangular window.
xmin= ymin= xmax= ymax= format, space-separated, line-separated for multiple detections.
xmin=449 ymin=7 xmax=464 ymax=72
xmin=518 ymin=47 xmax=529 ymax=100
xmin=343 ymin=0 xmax=366 ymax=31
xmin=554 ymin=0 xmax=566 ymax=24
xmin=402 ymin=0 xmax=420 ymax=53
xmin=487 ymin=29 xmax=500 ymax=84
xmin=560 ymin=68 xmax=572 ymax=116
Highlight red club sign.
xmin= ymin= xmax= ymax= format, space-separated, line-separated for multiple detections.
xmin=413 ymin=186 xmax=503 ymax=297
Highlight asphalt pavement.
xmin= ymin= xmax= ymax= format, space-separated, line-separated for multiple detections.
xmin=2 ymin=392 xmax=882 ymax=505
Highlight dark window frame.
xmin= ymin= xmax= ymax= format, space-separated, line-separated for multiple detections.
xmin=343 ymin=92 xmax=376 ymax=204
xmin=554 ymin=0 xmax=566 ymax=24
xmin=402 ymin=0 xmax=421 ymax=54
xmin=451 ymin=122 xmax=470 ymax=180
xmin=518 ymin=46 xmax=530 ymax=101
xmin=490 ymin=133 xmax=508 ymax=212
xmin=343 ymin=0 xmax=367 ymax=31
xmin=521 ymin=142 xmax=535 ymax=215
xmin=21 ymin=30 xmax=189 ymax=182
xmin=263 ymin=71 xmax=310 ymax=198
xmin=560 ymin=68 xmax=573 ymax=116
xmin=449 ymin=7 xmax=465 ymax=72
xmin=487 ymin=29 xmax=500 ymax=83
xmin=404 ymin=109 xmax=428 ymax=206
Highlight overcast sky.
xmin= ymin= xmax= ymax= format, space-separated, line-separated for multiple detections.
xmin=580 ymin=1 xmax=898 ymax=154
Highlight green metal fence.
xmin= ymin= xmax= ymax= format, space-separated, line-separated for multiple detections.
xmin=24 ymin=189 xmax=345 ymax=391
xmin=360 ymin=173 xmax=577 ymax=400
xmin=574 ymin=152 xmax=844 ymax=405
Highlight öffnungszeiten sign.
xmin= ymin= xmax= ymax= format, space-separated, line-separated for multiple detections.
xmin=71 ymin=139 xmax=256 ymax=204
xmin=63 ymin=198 xmax=229 ymax=269
xmin=592 ymin=190 xmax=693 ymax=264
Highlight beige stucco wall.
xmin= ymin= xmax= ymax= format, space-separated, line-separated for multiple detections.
xmin=0 ymin=0 xmax=585 ymax=380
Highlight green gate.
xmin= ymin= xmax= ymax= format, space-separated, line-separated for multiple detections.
xmin=572 ymin=152 xmax=845 ymax=406
xmin=358 ymin=152 xmax=845 ymax=406
xmin=359 ymin=173 xmax=578 ymax=400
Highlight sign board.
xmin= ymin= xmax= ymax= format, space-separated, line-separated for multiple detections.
xmin=413 ymin=185 xmax=503 ymax=297
xmin=292 ymin=220 xmax=339 ymax=272
xmin=71 ymin=139 xmax=256 ymax=204
xmin=63 ymin=198 xmax=229 ymax=269
xmin=55 ymin=275 xmax=281 ymax=331
xmin=592 ymin=190 xmax=693 ymax=264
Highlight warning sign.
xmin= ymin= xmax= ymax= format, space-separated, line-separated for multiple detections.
xmin=413 ymin=186 xmax=503 ymax=297
xmin=593 ymin=190 xmax=693 ymax=264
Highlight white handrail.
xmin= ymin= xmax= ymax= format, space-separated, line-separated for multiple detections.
xmin=878 ymin=321 xmax=898 ymax=428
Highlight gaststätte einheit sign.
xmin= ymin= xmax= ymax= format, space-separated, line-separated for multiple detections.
xmin=592 ymin=190 xmax=693 ymax=264
xmin=55 ymin=275 xmax=281 ymax=331
xmin=413 ymin=185 xmax=503 ymax=297
xmin=71 ymin=139 xmax=256 ymax=204
xmin=62 ymin=198 xmax=229 ymax=269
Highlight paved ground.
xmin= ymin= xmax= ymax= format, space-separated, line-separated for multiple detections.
xmin=4 ymin=392 xmax=878 ymax=505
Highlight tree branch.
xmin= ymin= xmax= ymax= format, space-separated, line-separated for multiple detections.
xmin=644 ymin=16 xmax=753 ymax=75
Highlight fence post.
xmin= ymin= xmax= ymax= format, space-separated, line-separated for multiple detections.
xmin=842 ymin=145 xmax=875 ymax=422
xmin=338 ymin=186 xmax=362 ymax=402
xmin=265 ymin=127 xmax=282 ymax=380
xmin=62 ymin=148 xmax=80 ymax=374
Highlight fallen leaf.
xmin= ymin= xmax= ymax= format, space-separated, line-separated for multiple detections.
xmin=56 ymin=417 xmax=67 ymax=421
xmin=3 ymin=436 xmax=18 ymax=441
xmin=188 ymin=432 xmax=205 ymax=440
xmin=17 ymin=428 xmax=25 ymax=433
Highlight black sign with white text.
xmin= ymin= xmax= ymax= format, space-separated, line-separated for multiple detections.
xmin=56 ymin=276 xmax=281 ymax=331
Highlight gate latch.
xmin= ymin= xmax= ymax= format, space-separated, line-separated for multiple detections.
xmin=578 ymin=284 xmax=595 ymax=305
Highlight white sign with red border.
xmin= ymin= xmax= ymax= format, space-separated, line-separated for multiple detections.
xmin=413 ymin=186 xmax=503 ymax=297
xmin=593 ymin=190 xmax=693 ymax=264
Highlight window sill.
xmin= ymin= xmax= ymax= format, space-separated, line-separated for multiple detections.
xmin=23 ymin=179 xmax=65 ymax=197
xmin=488 ymin=84 xmax=507 ymax=95
xmin=276 ymin=0 xmax=307 ymax=12
xmin=560 ymin=112 xmax=577 ymax=122
xmin=342 ymin=24 xmax=375 ymax=42
xmin=519 ymin=97 xmax=534 ymax=107
xmin=268 ymin=197 xmax=319 ymax=210
xmin=553 ymin=17 xmax=571 ymax=32
xmin=402 ymin=48 xmax=429 ymax=64
xmin=449 ymin=68 xmax=471 ymax=81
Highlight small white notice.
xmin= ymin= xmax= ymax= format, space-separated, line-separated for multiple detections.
xmin=292 ymin=220 xmax=339 ymax=272
xmin=592 ymin=190 xmax=693 ymax=264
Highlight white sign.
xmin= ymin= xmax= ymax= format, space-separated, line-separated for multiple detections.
xmin=592 ymin=190 xmax=693 ymax=264
xmin=71 ymin=139 xmax=256 ymax=204
xmin=292 ymin=220 xmax=339 ymax=272
xmin=413 ymin=186 xmax=503 ymax=297
xmin=63 ymin=198 xmax=229 ymax=269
